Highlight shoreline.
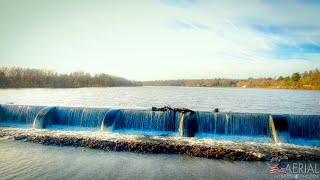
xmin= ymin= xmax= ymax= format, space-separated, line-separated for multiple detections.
xmin=0 ymin=86 xmax=320 ymax=90
xmin=143 ymin=86 xmax=320 ymax=91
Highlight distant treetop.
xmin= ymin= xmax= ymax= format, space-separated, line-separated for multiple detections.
xmin=143 ymin=68 xmax=320 ymax=90
xmin=0 ymin=67 xmax=142 ymax=88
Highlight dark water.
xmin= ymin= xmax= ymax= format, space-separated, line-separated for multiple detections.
xmin=0 ymin=139 xmax=286 ymax=180
xmin=0 ymin=87 xmax=319 ymax=114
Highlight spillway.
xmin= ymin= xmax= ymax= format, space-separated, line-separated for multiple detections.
xmin=0 ymin=105 xmax=44 ymax=127
xmin=195 ymin=112 xmax=270 ymax=136
xmin=112 ymin=109 xmax=176 ymax=132
xmin=50 ymin=107 xmax=109 ymax=128
xmin=286 ymin=115 xmax=320 ymax=140
xmin=0 ymin=104 xmax=319 ymax=146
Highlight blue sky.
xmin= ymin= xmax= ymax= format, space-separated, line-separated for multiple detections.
xmin=0 ymin=0 xmax=319 ymax=80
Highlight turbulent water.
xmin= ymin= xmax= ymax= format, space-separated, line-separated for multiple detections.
xmin=2 ymin=127 xmax=320 ymax=153
xmin=0 ymin=87 xmax=319 ymax=114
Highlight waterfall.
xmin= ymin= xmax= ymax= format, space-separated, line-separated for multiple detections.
xmin=1 ymin=104 xmax=319 ymax=144
xmin=269 ymin=115 xmax=289 ymax=143
xmin=100 ymin=109 xmax=120 ymax=131
xmin=228 ymin=113 xmax=270 ymax=136
xmin=225 ymin=113 xmax=230 ymax=134
xmin=196 ymin=112 xmax=270 ymax=136
xmin=51 ymin=107 xmax=109 ymax=128
xmin=285 ymin=115 xmax=320 ymax=140
xmin=33 ymin=106 xmax=56 ymax=129
xmin=0 ymin=105 xmax=109 ymax=129
xmin=112 ymin=109 xmax=176 ymax=132
xmin=178 ymin=113 xmax=185 ymax=137
xmin=0 ymin=105 xmax=44 ymax=126
xmin=195 ymin=112 xmax=228 ymax=134
xmin=177 ymin=112 xmax=197 ymax=137
xmin=269 ymin=115 xmax=279 ymax=143
xmin=195 ymin=112 xmax=214 ymax=134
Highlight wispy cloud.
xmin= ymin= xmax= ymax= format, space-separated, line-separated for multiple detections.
xmin=265 ymin=43 xmax=320 ymax=60
xmin=162 ymin=0 xmax=320 ymax=65
xmin=168 ymin=19 xmax=210 ymax=30
xmin=160 ymin=0 xmax=209 ymax=9
xmin=251 ymin=24 xmax=286 ymax=35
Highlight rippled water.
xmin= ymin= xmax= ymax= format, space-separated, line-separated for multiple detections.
xmin=0 ymin=138 xmax=310 ymax=180
xmin=0 ymin=87 xmax=319 ymax=114
xmin=1 ymin=138 xmax=320 ymax=180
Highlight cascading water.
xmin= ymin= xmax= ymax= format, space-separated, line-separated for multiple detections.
xmin=176 ymin=112 xmax=197 ymax=137
xmin=178 ymin=113 xmax=184 ymax=137
xmin=228 ymin=113 xmax=270 ymax=136
xmin=195 ymin=112 xmax=270 ymax=136
xmin=285 ymin=115 xmax=320 ymax=140
xmin=196 ymin=112 xmax=228 ymax=134
xmin=269 ymin=115 xmax=279 ymax=143
xmin=269 ymin=115 xmax=289 ymax=143
xmin=33 ymin=106 xmax=56 ymax=129
xmin=112 ymin=109 xmax=176 ymax=132
xmin=0 ymin=105 xmax=44 ymax=127
xmin=0 ymin=104 xmax=319 ymax=146
xmin=100 ymin=109 xmax=120 ymax=131
xmin=50 ymin=107 xmax=109 ymax=128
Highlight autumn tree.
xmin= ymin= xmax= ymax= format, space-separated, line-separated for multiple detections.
xmin=291 ymin=72 xmax=301 ymax=81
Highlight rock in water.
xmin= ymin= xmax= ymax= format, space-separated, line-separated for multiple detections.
xmin=212 ymin=108 xmax=219 ymax=113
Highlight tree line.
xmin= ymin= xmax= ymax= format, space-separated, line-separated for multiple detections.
xmin=1 ymin=67 xmax=319 ymax=90
xmin=0 ymin=67 xmax=142 ymax=88
xmin=143 ymin=68 xmax=320 ymax=90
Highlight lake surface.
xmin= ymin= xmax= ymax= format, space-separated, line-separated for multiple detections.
xmin=0 ymin=87 xmax=319 ymax=114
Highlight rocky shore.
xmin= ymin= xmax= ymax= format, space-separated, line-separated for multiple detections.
xmin=1 ymin=130 xmax=319 ymax=161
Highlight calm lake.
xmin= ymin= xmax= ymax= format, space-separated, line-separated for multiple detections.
xmin=0 ymin=87 xmax=319 ymax=115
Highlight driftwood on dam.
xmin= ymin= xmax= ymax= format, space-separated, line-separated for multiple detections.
xmin=151 ymin=106 xmax=195 ymax=114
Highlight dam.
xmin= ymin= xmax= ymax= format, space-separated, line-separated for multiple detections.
xmin=1 ymin=104 xmax=319 ymax=145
